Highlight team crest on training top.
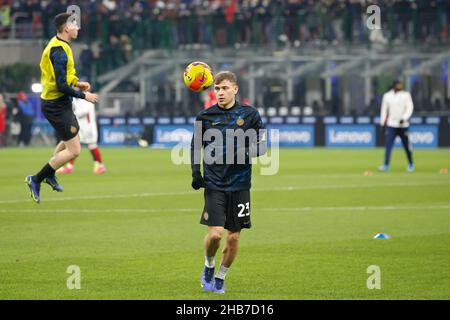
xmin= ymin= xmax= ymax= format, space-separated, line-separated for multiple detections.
xmin=236 ymin=118 xmax=245 ymax=126
xmin=70 ymin=126 xmax=78 ymax=134
xmin=203 ymin=211 xmax=209 ymax=221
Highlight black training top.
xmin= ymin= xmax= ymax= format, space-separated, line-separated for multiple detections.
xmin=190 ymin=101 xmax=266 ymax=192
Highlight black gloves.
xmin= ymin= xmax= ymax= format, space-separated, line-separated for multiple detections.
xmin=191 ymin=171 xmax=205 ymax=190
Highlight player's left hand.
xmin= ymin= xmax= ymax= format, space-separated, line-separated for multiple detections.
xmin=191 ymin=172 xmax=205 ymax=190
xmin=77 ymin=82 xmax=91 ymax=92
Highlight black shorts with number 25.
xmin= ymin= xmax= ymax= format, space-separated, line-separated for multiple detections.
xmin=200 ymin=188 xmax=251 ymax=232
xmin=41 ymin=101 xmax=79 ymax=141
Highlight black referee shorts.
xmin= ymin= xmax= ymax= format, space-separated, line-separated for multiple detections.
xmin=42 ymin=102 xmax=79 ymax=141
xmin=200 ymin=188 xmax=251 ymax=232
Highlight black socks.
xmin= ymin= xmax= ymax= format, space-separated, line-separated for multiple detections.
xmin=34 ymin=163 xmax=56 ymax=184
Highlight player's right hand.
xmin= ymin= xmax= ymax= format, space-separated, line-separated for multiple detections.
xmin=85 ymin=92 xmax=99 ymax=104
xmin=191 ymin=172 xmax=205 ymax=190
xmin=77 ymin=81 xmax=91 ymax=91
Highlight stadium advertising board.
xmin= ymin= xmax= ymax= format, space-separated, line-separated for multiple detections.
xmin=96 ymin=117 xmax=447 ymax=148
xmin=99 ymin=125 xmax=143 ymax=146
xmin=267 ymin=125 xmax=314 ymax=147
xmin=325 ymin=125 xmax=376 ymax=148
xmin=153 ymin=125 xmax=193 ymax=148
xmin=394 ymin=125 xmax=438 ymax=148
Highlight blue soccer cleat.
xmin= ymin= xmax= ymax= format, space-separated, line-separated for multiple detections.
xmin=200 ymin=266 xmax=215 ymax=292
xmin=44 ymin=175 xmax=64 ymax=192
xmin=213 ymin=277 xmax=225 ymax=294
xmin=25 ymin=175 xmax=41 ymax=204
xmin=407 ymin=163 xmax=415 ymax=173
xmin=378 ymin=165 xmax=390 ymax=172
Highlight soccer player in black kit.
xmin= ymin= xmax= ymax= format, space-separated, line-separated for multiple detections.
xmin=191 ymin=71 xmax=267 ymax=294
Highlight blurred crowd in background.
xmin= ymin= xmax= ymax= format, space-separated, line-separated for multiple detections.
xmin=1 ymin=1 xmax=449 ymax=43
xmin=1 ymin=0 xmax=449 ymax=74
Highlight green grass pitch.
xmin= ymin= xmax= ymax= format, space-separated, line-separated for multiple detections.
xmin=0 ymin=147 xmax=449 ymax=299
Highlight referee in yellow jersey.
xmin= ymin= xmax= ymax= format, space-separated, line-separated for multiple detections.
xmin=25 ymin=12 xmax=98 ymax=203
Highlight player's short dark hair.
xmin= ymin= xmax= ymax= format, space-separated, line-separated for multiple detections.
xmin=392 ymin=80 xmax=402 ymax=89
xmin=214 ymin=71 xmax=238 ymax=86
xmin=54 ymin=13 xmax=73 ymax=33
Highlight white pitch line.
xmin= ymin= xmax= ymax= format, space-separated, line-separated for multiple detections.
xmin=0 ymin=190 xmax=193 ymax=204
xmin=260 ymin=204 xmax=450 ymax=212
xmin=256 ymin=181 xmax=450 ymax=192
xmin=0 ymin=204 xmax=449 ymax=214
xmin=0 ymin=208 xmax=197 ymax=213
xmin=1 ymin=181 xmax=449 ymax=204
xmin=281 ymin=174 xmax=449 ymax=180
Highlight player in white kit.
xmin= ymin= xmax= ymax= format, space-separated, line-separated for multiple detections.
xmin=57 ymin=98 xmax=106 ymax=174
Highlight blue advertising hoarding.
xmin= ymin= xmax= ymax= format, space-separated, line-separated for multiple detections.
xmin=99 ymin=125 xmax=143 ymax=146
xmin=153 ymin=125 xmax=193 ymax=148
xmin=394 ymin=125 xmax=438 ymax=148
xmin=153 ymin=124 xmax=315 ymax=148
xmin=90 ymin=116 xmax=447 ymax=148
xmin=267 ymin=125 xmax=314 ymax=147
xmin=326 ymin=125 xmax=376 ymax=148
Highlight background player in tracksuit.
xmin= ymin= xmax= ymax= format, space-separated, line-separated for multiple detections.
xmin=25 ymin=13 xmax=98 ymax=203
xmin=190 ymin=71 xmax=267 ymax=294
xmin=379 ymin=80 xmax=415 ymax=172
